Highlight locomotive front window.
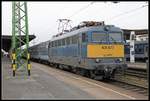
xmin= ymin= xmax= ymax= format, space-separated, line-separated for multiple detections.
xmin=92 ymin=33 xmax=107 ymax=42
xmin=109 ymin=33 xmax=122 ymax=42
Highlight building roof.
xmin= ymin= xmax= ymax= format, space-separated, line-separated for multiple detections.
xmin=2 ymin=35 xmax=36 ymax=52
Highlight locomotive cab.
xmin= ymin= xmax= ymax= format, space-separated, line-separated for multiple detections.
xmin=80 ymin=25 xmax=127 ymax=79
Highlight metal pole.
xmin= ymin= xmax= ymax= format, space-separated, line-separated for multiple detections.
xmin=11 ymin=1 xmax=30 ymax=76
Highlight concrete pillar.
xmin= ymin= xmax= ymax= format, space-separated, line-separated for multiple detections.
xmin=130 ymin=31 xmax=135 ymax=63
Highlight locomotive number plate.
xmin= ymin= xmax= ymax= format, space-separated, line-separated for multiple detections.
xmin=87 ymin=44 xmax=124 ymax=58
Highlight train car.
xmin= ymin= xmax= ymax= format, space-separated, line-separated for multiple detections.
xmin=125 ymin=40 xmax=148 ymax=62
xmin=48 ymin=21 xmax=127 ymax=79
xmin=29 ymin=40 xmax=49 ymax=64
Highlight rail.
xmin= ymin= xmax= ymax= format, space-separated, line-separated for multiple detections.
xmin=114 ymin=66 xmax=148 ymax=89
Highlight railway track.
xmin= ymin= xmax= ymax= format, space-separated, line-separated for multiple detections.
xmin=113 ymin=68 xmax=148 ymax=89
xmin=125 ymin=68 xmax=147 ymax=78
xmin=108 ymin=79 xmax=148 ymax=96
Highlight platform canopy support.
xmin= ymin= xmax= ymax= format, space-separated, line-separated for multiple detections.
xmin=11 ymin=1 xmax=31 ymax=76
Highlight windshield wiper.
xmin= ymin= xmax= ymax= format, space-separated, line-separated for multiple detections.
xmin=99 ymin=37 xmax=107 ymax=43
xmin=109 ymin=36 xmax=117 ymax=43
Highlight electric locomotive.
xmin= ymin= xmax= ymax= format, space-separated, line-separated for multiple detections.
xmin=48 ymin=21 xmax=127 ymax=79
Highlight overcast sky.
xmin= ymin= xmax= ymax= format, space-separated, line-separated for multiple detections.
xmin=2 ymin=1 xmax=148 ymax=46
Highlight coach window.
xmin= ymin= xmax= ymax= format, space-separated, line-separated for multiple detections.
xmin=71 ymin=36 xmax=74 ymax=44
xmin=70 ymin=37 xmax=72 ymax=44
xmin=56 ymin=40 xmax=58 ymax=47
xmin=58 ymin=40 xmax=60 ymax=46
xmin=72 ymin=36 xmax=74 ymax=44
xmin=60 ymin=40 xmax=62 ymax=46
xmin=75 ymin=35 xmax=78 ymax=43
xmin=72 ymin=35 xmax=78 ymax=44
xmin=66 ymin=37 xmax=70 ymax=45
xmin=62 ymin=39 xmax=65 ymax=46
xmin=51 ymin=41 xmax=53 ymax=47
xmin=60 ymin=39 xmax=62 ymax=46
xmin=48 ymin=42 xmax=51 ymax=48
xmin=51 ymin=42 xmax=52 ymax=47
xmin=53 ymin=41 xmax=55 ymax=47
xmin=54 ymin=41 xmax=56 ymax=47
xmin=82 ymin=33 xmax=87 ymax=42
xmin=57 ymin=40 xmax=59 ymax=46
xmin=72 ymin=35 xmax=75 ymax=44
xmin=52 ymin=41 xmax=53 ymax=47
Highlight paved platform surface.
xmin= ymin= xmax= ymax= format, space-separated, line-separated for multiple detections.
xmin=2 ymin=56 xmax=148 ymax=100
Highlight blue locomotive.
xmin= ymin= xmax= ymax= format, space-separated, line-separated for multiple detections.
xmin=29 ymin=21 xmax=127 ymax=79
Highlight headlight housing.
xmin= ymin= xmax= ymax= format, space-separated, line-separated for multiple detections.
xmin=95 ymin=59 xmax=100 ymax=63
xmin=115 ymin=58 xmax=123 ymax=63
xmin=119 ymin=58 xmax=123 ymax=62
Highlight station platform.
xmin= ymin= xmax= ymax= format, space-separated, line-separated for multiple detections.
xmin=2 ymin=56 xmax=148 ymax=100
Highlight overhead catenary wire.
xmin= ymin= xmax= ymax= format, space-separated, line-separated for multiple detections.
xmin=68 ymin=1 xmax=120 ymax=19
xmin=110 ymin=4 xmax=148 ymax=21
xmin=68 ymin=2 xmax=95 ymax=19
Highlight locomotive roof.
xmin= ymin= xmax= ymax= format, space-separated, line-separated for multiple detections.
xmin=50 ymin=25 xmax=122 ymax=42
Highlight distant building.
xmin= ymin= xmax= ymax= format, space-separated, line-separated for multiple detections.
xmin=122 ymin=29 xmax=148 ymax=41
xmin=136 ymin=34 xmax=148 ymax=41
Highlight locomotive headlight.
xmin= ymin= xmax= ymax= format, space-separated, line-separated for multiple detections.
xmin=95 ymin=59 xmax=100 ymax=63
xmin=119 ymin=58 xmax=123 ymax=62
xmin=104 ymin=26 xmax=110 ymax=31
xmin=104 ymin=67 xmax=108 ymax=72
xmin=115 ymin=58 xmax=123 ymax=63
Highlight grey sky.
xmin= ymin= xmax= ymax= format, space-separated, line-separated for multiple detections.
xmin=2 ymin=1 xmax=148 ymax=46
